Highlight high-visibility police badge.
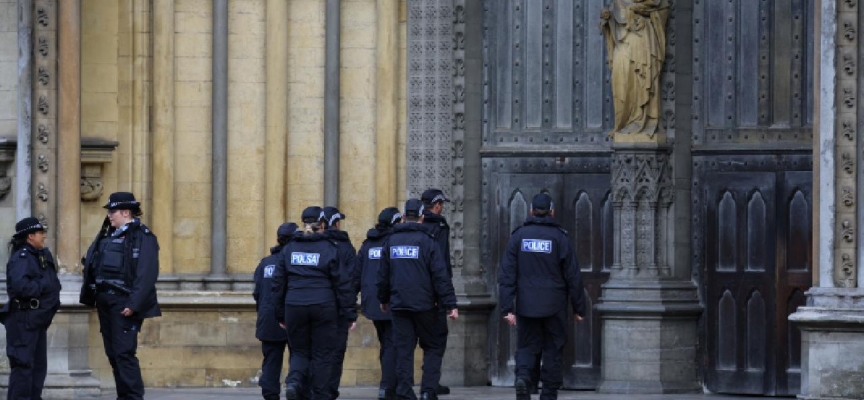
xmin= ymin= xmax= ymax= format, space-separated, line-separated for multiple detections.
xmin=521 ymin=239 xmax=552 ymax=253
xmin=263 ymin=265 xmax=276 ymax=278
xmin=390 ymin=246 xmax=419 ymax=259
xmin=291 ymin=252 xmax=320 ymax=266
xmin=368 ymin=247 xmax=382 ymax=260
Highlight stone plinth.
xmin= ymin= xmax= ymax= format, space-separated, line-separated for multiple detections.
xmin=790 ymin=288 xmax=864 ymax=400
xmin=596 ymin=280 xmax=702 ymax=394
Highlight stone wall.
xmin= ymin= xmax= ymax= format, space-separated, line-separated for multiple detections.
xmin=0 ymin=0 xmax=18 ymax=264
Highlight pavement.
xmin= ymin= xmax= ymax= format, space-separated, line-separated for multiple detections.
xmin=99 ymin=387 xmax=767 ymax=399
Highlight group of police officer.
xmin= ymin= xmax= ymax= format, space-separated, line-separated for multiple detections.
xmin=0 ymin=187 xmax=584 ymax=400
xmin=254 ymin=189 xmax=458 ymax=400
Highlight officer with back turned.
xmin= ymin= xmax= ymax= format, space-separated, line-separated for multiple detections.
xmin=253 ymin=222 xmax=298 ymax=400
xmin=498 ymin=193 xmax=585 ymax=400
xmin=378 ymin=198 xmax=458 ymax=400
xmin=80 ymin=191 xmax=161 ymax=400
xmin=321 ymin=206 xmax=358 ymax=399
xmin=357 ymin=207 xmax=402 ymax=400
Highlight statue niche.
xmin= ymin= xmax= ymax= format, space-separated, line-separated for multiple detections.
xmin=601 ymin=0 xmax=669 ymax=138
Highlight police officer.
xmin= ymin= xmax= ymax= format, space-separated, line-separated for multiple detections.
xmin=80 ymin=192 xmax=161 ymax=400
xmin=254 ymin=222 xmax=298 ymax=400
xmin=357 ymin=207 xmax=401 ymax=400
xmin=271 ymin=206 xmax=356 ymax=400
xmin=498 ymin=193 xmax=585 ymax=400
xmin=419 ymin=188 xmax=453 ymax=396
xmin=321 ymin=206 xmax=357 ymax=399
xmin=1 ymin=217 xmax=61 ymax=400
xmin=378 ymin=199 xmax=458 ymax=400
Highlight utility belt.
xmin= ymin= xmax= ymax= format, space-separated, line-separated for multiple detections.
xmin=10 ymin=298 xmax=40 ymax=311
xmin=96 ymin=279 xmax=132 ymax=295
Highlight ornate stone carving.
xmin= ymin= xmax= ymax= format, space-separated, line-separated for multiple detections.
xmin=843 ymin=186 xmax=855 ymax=207
xmin=838 ymin=253 xmax=856 ymax=288
xmin=37 ymin=125 xmax=49 ymax=144
xmin=37 ymin=182 xmax=48 ymax=202
xmin=80 ymin=178 xmax=103 ymax=201
xmin=846 ymin=0 xmax=858 ymax=9
xmin=843 ymin=53 xmax=856 ymax=75
xmin=37 ymin=154 xmax=48 ymax=173
xmin=37 ymin=95 xmax=49 ymax=115
xmin=843 ymin=220 xmax=855 ymax=243
xmin=843 ymin=120 xmax=855 ymax=141
xmin=844 ymin=20 xmax=857 ymax=41
xmin=611 ymin=151 xmax=673 ymax=278
xmin=842 ymin=152 xmax=855 ymax=174
xmin=37 ymin=66 xmax=49 ymax=85
xmin=38 ymin=37 xmax=48 ymax=57
xmin=843 ymin=87 xmax=856 ymax=108
xmin=36 ymin=7 xmax=48 ymax=27
xmin=602 ymin=0 xmax=670 ymax=138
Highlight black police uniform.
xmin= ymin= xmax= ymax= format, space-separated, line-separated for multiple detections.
xmin=498 ymin=215 xmax=585 ymax=400
xmin=377 ymin=222 xmax=457 ymax=400
xmin=1 ymin=223 xmax=61 ymax=400
xmin=357 ymin=226 xmax=396 ymax=399
xmin=324 ymin=223 xmax=357 ymax=399
xmin=271 ymin=232 xmax=356 ymax=400
xmin=254 ymin=242 xmax=292 ymax=400
xmin=81 ymin=216 xmax=161 ymax=400
xmin=421 ymin=198 xmax=453 ymax=396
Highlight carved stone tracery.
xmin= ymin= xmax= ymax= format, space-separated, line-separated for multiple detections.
xmin=610 ymin=151 xmax=673 ymax=278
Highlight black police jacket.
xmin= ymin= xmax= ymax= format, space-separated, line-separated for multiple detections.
xmin=1 ymin=244 xmax=62 ymax=329
xmin=377 ymin=223 xmax=457 ymax=312
xmin=498 ymin=216 xmax=585 ymax=318
xmin=253 ymin=246 xmax=289 ymax=342
xmin=422 ymin=210 xmax=453 ymax=278
xmin=271 ymin=232 xmax=357 ymax=323
xmin=357 ymin=228 xmax=391 ymax=321
xmin=326 ymin=229 xmax=358 ymax=318
xmin=80 ymin=220 xmax=162 ymax=319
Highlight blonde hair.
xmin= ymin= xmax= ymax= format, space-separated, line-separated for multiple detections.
xmin=304 ymin=221 xmax=322 ymax=234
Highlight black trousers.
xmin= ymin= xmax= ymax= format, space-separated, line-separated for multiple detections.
xmin=326 ymin=316 xmax=352 ymax=398
xmin=372 ymin=320 xmax=396 ymax=392
xmin=392 ymin=309 xmax=447 ymax=399
xmin=5 ymin=311 xmax=48 ymax=400
xmin=284 ymin=303 xmax=338 ymax=400
xmin=515 ymin=308 xmax=568 ymax=400
xmin=96 ymin=292 xmax=145 ymax=400
xmin=260 ymin=340 xmax=288 ymax=400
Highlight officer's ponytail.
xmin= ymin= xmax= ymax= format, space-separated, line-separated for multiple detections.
xmin=7 ymin=236 xmax=26 ymax=253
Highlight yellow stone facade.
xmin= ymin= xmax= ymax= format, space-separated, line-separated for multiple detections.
xmin=75 ymin=0 xmax=412 ymax=388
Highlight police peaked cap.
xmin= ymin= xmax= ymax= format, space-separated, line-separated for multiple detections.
xmin=322 ymin=206 xmax=346 ymax=226
xmin=421 ymin=188 xmax=450 ymax=205
xmin=403 ymin=198 xmax=425 ymax=217
xmin=277 ymin=222 xmax=298 ymax=237
xmin=301 ymin=206 xmax=325 ymax=223
xmin=103 ymin=191 xmax=141 ymax=210
xmin=531 ymin=193 xmax=554 ymax=211
xmin=377 ymin=207 xmax=402 ymax=226
xmin=14 ymin=217 xmax=46 ymax=238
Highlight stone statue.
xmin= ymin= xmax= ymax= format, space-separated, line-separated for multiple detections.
xmin=601 ymin=0 xmax=670 ymax=138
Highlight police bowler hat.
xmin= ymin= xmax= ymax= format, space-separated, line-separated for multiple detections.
xmin=403 ymin=198 xmax=425 ymax=217
xmin=14 ymin=217 xmax=46 ymax=238
xmin=301 ymin=206 xmax=325 ymax=223
xmin=378 ymin=207 xmax=402 ymax=226
xmin=531 ymin=193 xmax=554 ymax=211
xmin=277 ymin=222 xmax=298 ymax=237
xmin=322 ymin=206 xmax=346 ymax=226
xmin=103 ymin=192 xmax=141 ymax=210
xmin=421 ymin=188 xmax=450 ymax=205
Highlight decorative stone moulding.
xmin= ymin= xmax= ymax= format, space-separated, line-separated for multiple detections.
xmin=0 ymin=136 xmax=117 ymax=201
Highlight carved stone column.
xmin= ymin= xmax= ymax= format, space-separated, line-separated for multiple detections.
xmin=789 ymin=1 xmax=864 ymax=398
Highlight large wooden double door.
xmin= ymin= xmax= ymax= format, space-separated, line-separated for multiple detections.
xmin=696 ymin=156 xmax=812 ymax=396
